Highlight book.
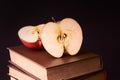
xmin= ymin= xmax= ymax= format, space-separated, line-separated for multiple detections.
xmin=8 ymin=63 xmax=40 ymax=80
xmin=7 ymin=45 xmax=103 ymax=80
xmin=8 ymin=64 xmax=106 ymax=80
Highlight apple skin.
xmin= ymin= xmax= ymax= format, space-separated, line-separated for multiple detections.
xmin=19 ymin=37 xmax=43 ymax=50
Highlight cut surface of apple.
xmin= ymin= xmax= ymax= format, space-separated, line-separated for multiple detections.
xmin=18 ymin=24 xmax=44 ymax=49
xmin=41 ymin=18 xmax=83 ymax=58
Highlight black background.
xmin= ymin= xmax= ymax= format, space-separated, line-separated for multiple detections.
xmin=0 ymin=0 xmax=120 ymax=80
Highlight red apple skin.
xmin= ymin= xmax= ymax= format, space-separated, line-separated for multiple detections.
xmin=19 ymin=38 xmax=43 ymax=50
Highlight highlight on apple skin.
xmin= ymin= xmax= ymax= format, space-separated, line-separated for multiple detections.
xmin=18 ymin=24 xmax=44 ymax=49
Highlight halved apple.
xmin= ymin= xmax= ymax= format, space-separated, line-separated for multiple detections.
xmin=18 ymin=24 xmax=44 ymax=49
xmin=41 ymin=18 xmax=83 ymax=58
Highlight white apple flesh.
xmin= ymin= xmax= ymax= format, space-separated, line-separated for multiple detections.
xmin=41 ymin=18 xmax=83 ymax=58
xmin=18 ymin=24 xmax=44 ymax=49
xmin=59 ymin=18 xmax=83 ymax=55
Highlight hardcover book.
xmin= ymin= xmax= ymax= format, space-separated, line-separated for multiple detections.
xmin=7 ymin=45 xmax=103 ymax=80
xmin=9 ymin=65 xmax=106 ymax=80
xmin=8 ymin=63 xmax=39 ymax=80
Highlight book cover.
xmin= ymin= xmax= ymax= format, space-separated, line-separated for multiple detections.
xmin=7 ymin=45 xmax=103 ymax=80
xmin=71 ymin=70 xmax=106 ymax=80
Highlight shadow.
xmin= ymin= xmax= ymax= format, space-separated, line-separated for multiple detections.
xmin=0 ymin=46 xmax=10 ymax=80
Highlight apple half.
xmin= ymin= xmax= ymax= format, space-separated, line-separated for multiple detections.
xmin=18 ymin=24 xmax=44 ymax=49
xmin=41 ymin=18 xmax=83 ymax=58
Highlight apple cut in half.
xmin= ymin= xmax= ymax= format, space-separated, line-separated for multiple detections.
xmin=18 ymin=24 xmax=44 ymax=49
xmin=41 ymin=18 xmax=83 ymax=58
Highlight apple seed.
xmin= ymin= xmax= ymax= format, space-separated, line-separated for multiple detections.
xmin=57 ymin=33 xmax=67 ymax=43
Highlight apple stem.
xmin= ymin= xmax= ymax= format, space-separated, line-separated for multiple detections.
xmin=51 ymin=17 xmax=56 ymax=22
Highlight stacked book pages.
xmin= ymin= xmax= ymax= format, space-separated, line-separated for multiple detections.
xmin=7 ymin=45 xmax=106 ymax=80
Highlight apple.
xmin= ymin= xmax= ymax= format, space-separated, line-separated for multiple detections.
xmin=41 ymin=18 xmax=83 ymax=58
xmin=18 ymin=24 xmax=45 ymax=49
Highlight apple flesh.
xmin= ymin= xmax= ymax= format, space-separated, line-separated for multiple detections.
xmin=41 ymin=18 xmax=83 ymax=58
xmin=18 ymin=24 xmax=44 ymax=49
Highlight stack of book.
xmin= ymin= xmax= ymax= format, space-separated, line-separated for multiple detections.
xmin=7 ymin=45 xmax=106 ymax=80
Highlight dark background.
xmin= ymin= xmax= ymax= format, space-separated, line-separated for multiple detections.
xmin=0 ymin=0 xmax=119 ymax=80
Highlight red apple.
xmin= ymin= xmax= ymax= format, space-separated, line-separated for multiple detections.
xmin=18 ymin=24 xmax=44 ymax=49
